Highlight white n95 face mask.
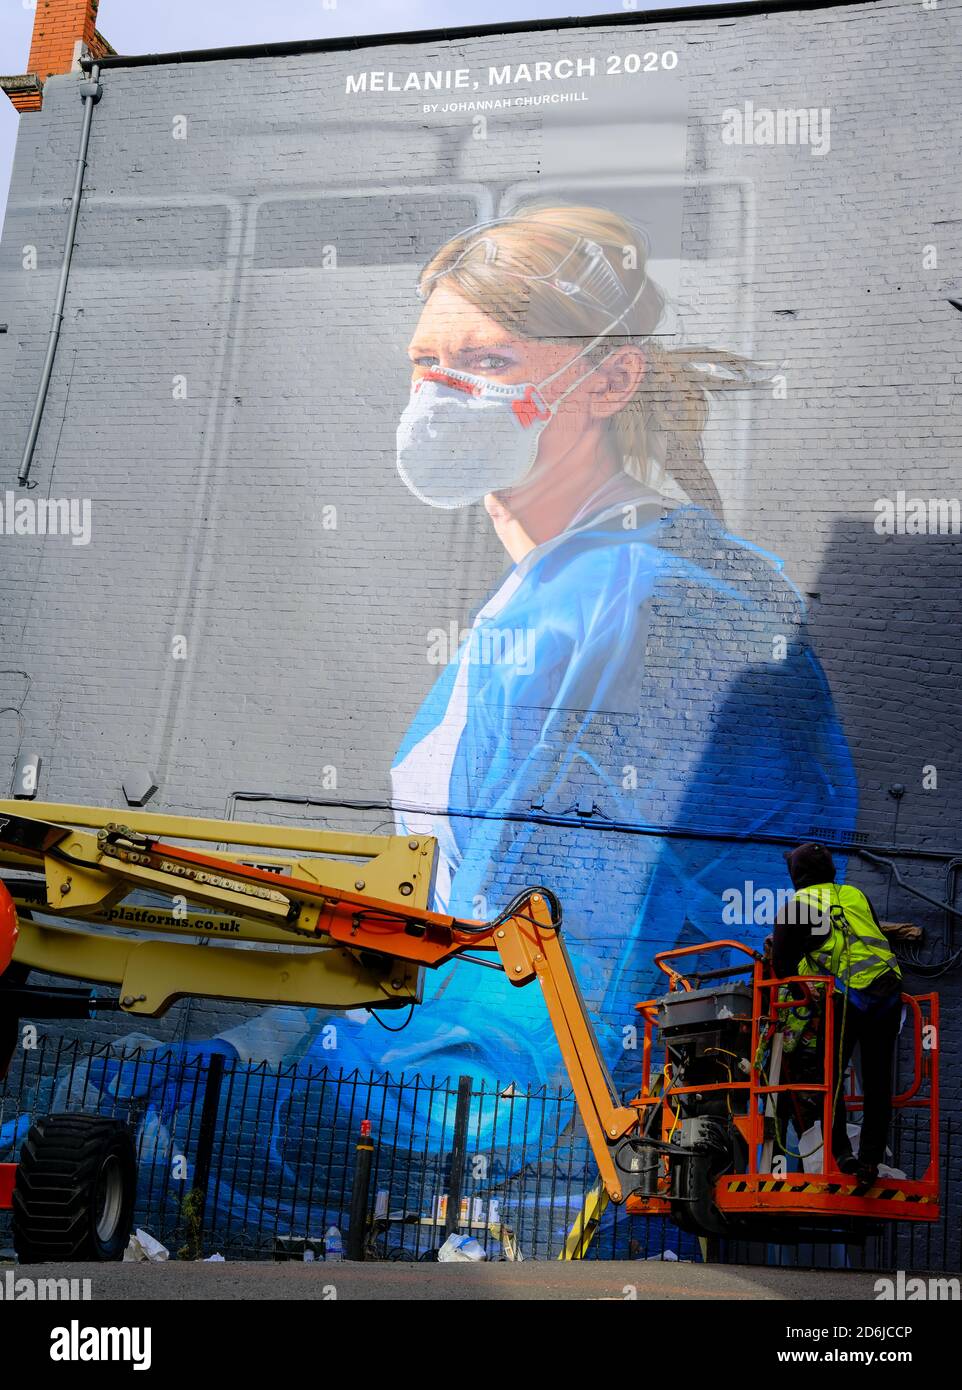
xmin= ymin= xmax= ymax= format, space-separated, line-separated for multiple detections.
xmin=396 ymin=351 xmax=613 ymax=510
xmin=396 ymin=267 xmax=647 ymax=510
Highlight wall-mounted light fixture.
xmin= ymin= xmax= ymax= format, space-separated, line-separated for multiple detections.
xmin=122 ymin=768 xmax=158 ymax=808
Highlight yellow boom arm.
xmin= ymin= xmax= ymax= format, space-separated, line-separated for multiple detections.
xmin=0 ymin=801 xmax=641 ymax=1200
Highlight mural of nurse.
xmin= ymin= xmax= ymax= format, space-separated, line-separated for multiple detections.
xmin=2 ymin=206 xmax=858 ymax=1235
xmin=381 ymin=202 xmax=857 ymax=1090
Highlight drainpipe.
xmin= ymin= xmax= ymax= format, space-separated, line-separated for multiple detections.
xmin=17 ymin=63 xmax=101 ymax=488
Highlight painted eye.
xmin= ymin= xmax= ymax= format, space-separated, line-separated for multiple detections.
xmin=476 ymin=354 xmax=511 ymax=371
xmin=412 ymin=355 xmax=439 ymax=368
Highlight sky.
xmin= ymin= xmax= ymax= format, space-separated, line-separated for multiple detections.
xmin=0 ymin=0 xmax=729 ymax=232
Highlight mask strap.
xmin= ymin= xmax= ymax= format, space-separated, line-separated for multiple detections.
xmin=535 ymin=275 xmax=648 ymax=404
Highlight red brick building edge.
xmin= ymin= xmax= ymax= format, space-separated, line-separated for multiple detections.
xmin=3 ymin=0 xmax=113 ymax=112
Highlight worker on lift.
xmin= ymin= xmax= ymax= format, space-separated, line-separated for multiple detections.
xmin=772 ymin=842 xmax=903 ymax=1188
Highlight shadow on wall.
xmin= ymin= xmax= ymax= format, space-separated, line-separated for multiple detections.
xmin=804 ymin=513 xmax=962 ymax=853
xmin=667 ymin=509 xmax=962 ymax=907
xmin=641 ymin=506 xmax=962 ymax=1014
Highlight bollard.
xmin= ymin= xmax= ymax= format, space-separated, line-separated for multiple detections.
xmin=443 ymin=1075 xmax=473 ymax=1240
xmin=181 ymin=1051 xmax=225 ymax=1260
xmin=347 ymin=1118 xmax=375 ymax=1261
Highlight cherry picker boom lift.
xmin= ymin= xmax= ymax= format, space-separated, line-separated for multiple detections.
xmin=0 ymin=801 xmax=940 ymax=1261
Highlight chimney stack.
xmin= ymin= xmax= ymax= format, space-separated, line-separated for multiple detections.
xmin=2 ymin=0 xmax=114 ymax=112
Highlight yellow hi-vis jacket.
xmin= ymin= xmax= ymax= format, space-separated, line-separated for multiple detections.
xmin=792 ymin=882 xmax=901 ymax=995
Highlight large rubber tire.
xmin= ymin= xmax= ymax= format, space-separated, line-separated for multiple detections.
xmin=12 ymin=1114 xmax=137 ymax=1263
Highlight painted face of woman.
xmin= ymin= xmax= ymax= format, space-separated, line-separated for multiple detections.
xmin=397 ymin=272 xmax=645 ymax=509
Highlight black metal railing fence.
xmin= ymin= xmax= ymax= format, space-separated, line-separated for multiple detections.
xmin=0 ymin=1036 xmax=957 ymax=1271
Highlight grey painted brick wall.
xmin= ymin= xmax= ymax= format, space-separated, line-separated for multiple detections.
xmin=0 ymin=0 xmax=960 ymax=1112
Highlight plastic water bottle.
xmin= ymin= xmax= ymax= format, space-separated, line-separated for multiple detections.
xmin=324 ymin=1226 xmax=343 ymax=1262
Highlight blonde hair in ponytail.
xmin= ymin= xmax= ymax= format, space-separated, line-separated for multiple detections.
xmin=418 ymin=202 xmax=773 ymax=521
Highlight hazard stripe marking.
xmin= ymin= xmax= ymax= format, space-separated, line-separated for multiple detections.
xmin=722 ymin=1179 xmax=934 ymax=1203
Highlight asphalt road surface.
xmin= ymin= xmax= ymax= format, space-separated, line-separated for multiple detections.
xmin=0 ymin=1259 xmax=890 ymax=1300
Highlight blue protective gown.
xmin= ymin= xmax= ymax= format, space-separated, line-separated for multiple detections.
xmin=314 ymin=492 xmax=858 ymax=1098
